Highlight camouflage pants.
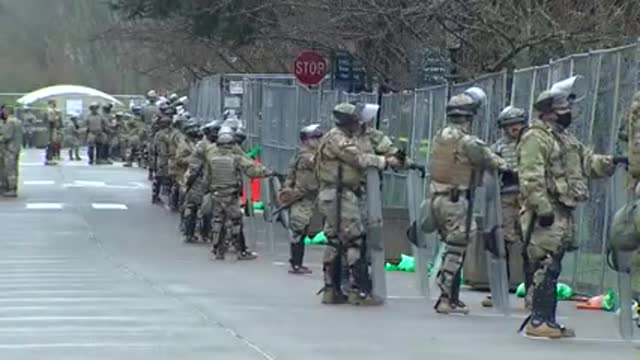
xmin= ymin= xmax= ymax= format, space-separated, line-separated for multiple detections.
xmin=521 ymin=205 xmax=574 ymax=323
xmin=289 ymin=197 xmax=323 ymax=238
xmin=211 ymin=193 xmax=243 ymax=253
xmin=3 ymin=148 xmax=18 ymax=191
xmin=318 ymin=188 xmax=365 ymax=288
xmin=501 ymin=193 xmax=522 ymax=243
xmin=432 ymin=193 xmax=477 ymax=300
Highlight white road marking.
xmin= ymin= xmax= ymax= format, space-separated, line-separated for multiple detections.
xmin=23 ymin=180 xmax=55 ymax=185
xmin=91 ymin=203 xmax=128 ymax=210
xmin=25 ymin=203 xmax=63 ymax=210
xmin=19 ymin=162 xmax=44 ymax=167
xmin=73 ymin=180 xmax=106 ymax=187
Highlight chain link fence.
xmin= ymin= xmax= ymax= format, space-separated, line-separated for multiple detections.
xmin=188 ymin=42 xmax=640 ymax=294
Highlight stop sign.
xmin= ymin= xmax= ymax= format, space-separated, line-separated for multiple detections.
xmin=293 ymin=51 xmax=328 ymax=85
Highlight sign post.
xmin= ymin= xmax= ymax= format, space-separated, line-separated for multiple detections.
xmin=293 ymin=51 xmax=328 ymax=86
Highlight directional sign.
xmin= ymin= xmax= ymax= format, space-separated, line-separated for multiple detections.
xmin=293 ymin=51 xmax=328 ymax=85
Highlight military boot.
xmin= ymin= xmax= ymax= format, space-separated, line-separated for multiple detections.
xmin=481 ymin=295 xmax=493 ymax=308
xmin=68 ymin=150 xmax=74 ymax=161
xmin=123 ymin=162 xmax=133 ymax=167
xmin=434 ymin=296 xmax=470 ymax=315
xmin=525 ymin=321 xmax=564 ymax=339
xmin=321 ymin=287 xmax=347 ymax=305
xmin=348 ymin=291 xmax=383 ymax=306
xmin=44 ymin=160 xmax=58 ymax=166
xmin=2 ymin=190 xmax=17 ymax=198
xmin=237 ymin=251 xmax=258 ymax=261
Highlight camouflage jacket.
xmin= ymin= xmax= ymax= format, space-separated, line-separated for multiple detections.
xmin=202 ymin=144 xmax=269 ymax=194
xmin=518 ymin=118 xmax=615 ymax=214
xmin=315 ymin=126 xmax=386 ymax=192
xmin=284 ymin=144 xmax=319 ymax=197
xmin=0 ymin=117 xmax=22 ymax=152
xmin=430 ymin=121 xmax=506 ymax=193
xmin=623 ymin=93 xmax=640 ymax=179
xmin=153 ymin=127 xmax=172 ymax=162
xmin=175 ymin=137 xmax=196 ymax=183
xmin=183 ymin=138 xmax=213 ymax=194
xmin=491 ymin=136 xmax=519 ymax=193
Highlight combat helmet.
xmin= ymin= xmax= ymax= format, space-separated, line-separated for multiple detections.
xmin=217 ymin=126 xmax=236 ymax=145
xmin=446 ymin=87 xmax=487 ymax=117
xmin=300 ymin=123 xmax=324 ymax=141
xmin=183 ymin=119 xmax=201 ymax=137
xmin=202 ymin=120 xmax=222 ymax=141
xmin=534 ymin=75 xmax=582 ymax=114
xmin=333 ymin=103 xmax=361 ymax=126
xmin=89 ymin=102 xmax=100 ymax=110
xmin=497 ymin=106 xmax=527 ymax=127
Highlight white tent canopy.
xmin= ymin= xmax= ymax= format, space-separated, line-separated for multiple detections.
xmin=16 ymin=85 xmax=123 ymax=106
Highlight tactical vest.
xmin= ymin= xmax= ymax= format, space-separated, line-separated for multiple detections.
xmin=430 ymin=127 xmax=472 ymax=187
xmin=493 ymin=137 xmax=518 ymax=169
xmin=208 ymin=153 xmax=239 ymax=192
xmin=315 ymin=130 xmax=365 ymax=191
xmin=86 ymin=115 xmax=103 ymax=133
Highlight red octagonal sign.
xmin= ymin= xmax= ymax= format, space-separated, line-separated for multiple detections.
xmin=293 ymin=51 xmax=328 ymax=86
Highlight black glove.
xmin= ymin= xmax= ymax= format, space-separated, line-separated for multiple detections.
xmin=537 ymin=213 xmax=554 ymax=228
xmin=613 ymin=156 xmax=629 ymax=169
xmin=500 ymin=169 xmax=519 ymax=187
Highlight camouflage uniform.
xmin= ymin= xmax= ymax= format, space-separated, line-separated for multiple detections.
xmin=66 ymin=118 xmax=81 ymax=161
xmin=175 ymin=122 xmax=200 ymax=242
xmin=85 ymin=107 xmax=108 ymax=165
xmin=22 ymin=111 xmax=35 ymax=148
xmin=142 ymin=93 xmax=160 ymax=171
xmin=123 ymin=116 xmax=144 ymax=167
xmin=108 ymin=116 xmax=125 ymax=161
xmin=152 ymin=117 xmax=172 ymax=203
xmin=282 ymin=126 xmax=323 ymax=274
xmin=44 ymin=104 xmax=62 ymax=164
xmin=184 ymin=137 xmax=214 ymax=242
xmin=429 ymin=88 xmax=507 ymax=314
xmin=0 ymin=115 xmax=22 ymax=197
xmin=518 ymin=78 xmax=615 ymax=338
xmin=316 ymin=103 xmax=389 ymax=305
xmin=166 ymin=125 xmax=185 ymax=211
xmin=618 ymin=93 xmax=640 ymax=297
xmin=187 ymin=126 xmax=270 ymax=259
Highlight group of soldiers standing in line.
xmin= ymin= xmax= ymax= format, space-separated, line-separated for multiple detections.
xmin=135 ymin=73 xmax=640 ymax=340
xmin=41 ymin=99 xmax=148 ymax=167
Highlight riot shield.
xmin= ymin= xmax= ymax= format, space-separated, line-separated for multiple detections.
xmin=406 ymin=169 xmax=430 ymax=298
xmin=366 ymin=168 xmax=387 ymax=302
xmin=483 ymin=171 xmax=510 ymax=315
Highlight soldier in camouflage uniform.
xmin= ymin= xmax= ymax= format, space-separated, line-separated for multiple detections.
xmin=101 ymin=103 xmax=114 ymax=164
xmin=44 ymin=100 xmax=63 ymax=166
xmin=152 ymin=114 xmax=173 ymax=204
xmin=123 ymin=106 xmax=144 ymax=167
xmin=167 ymin=113 xmax=189 ymax=211
xmin=517 ymin=77 xmax=617 ymax=338
xmin=142 ymin=91 xmax=160 ymax=174
xmin=108 ymin=112 xmax=125 ymax=161
xmin=175 ymin=120 xmax=201 ymax=243
xmin=191 ymin=120 xmax=222 ymax=243
xmin=429 ymin=88 xmax=509 ymax=315
xmin=0 ymin=107 xmax=22 ymax=197
xmin=481 ymin=106 xmax=529 ymax=308
xmin=185 ymin=126 xmax=272 ymax=260
xmin=85 ymin=102 xmax=108 ymax=165
xmin=279 ymin=124 xmax=324 ymax=274
xmin=614 ymin=92 xmax=640 ymax=300
xmin=316 ymin=103 xmax=398 ymax=306
xmin=66 ymin=115 xmax=82 ymax=161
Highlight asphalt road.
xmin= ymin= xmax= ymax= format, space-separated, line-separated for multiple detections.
xmin=0 ymin=148 xmax=637 ymax=360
